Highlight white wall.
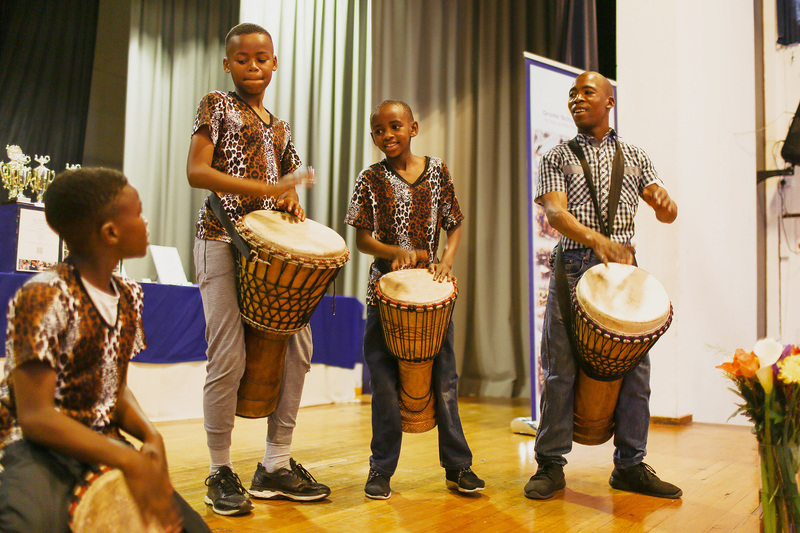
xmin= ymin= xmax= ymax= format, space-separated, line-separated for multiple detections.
xmin=762 ymin=0 xmax=800 ymax=345
xmin=617 ymin=1 xmax=758 ymax=424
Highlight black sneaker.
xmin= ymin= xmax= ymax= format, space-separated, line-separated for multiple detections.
xmin=524 ymin=462 xmax=566 ymax=500
xmin=445 ymin=467 xmax=485 ymax=493
xmin=609 ymin=463 xmax=682 ymax=499
xmin=204 ymin=466 xmax=254 ymax=516
xmin=364 ymin=468 xmax=391 ymax=500
xmin=249 ymin=458 xmax=330 ymax=501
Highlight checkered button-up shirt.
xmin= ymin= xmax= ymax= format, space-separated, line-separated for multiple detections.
xmin=536 ymin=129 xmax=663 ymax=250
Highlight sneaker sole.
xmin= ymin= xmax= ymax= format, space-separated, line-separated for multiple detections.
xmin=248 ymin=488 xmax=330 ymax=501
xmin=365 ymin=491 xmax=391 ymax=500
xmin=608 ymin=476 xmax=683 ymax=499
xmin=446 ymin=480 xmax=485 ymax=493
xmin=204 ymin=495 xmax=254 ymax=515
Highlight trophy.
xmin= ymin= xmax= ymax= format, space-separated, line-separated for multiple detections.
xmin=31 ymin=155 xmax=55 ymax=203
xmin=1 ymin=145 xmax=33 ymax=201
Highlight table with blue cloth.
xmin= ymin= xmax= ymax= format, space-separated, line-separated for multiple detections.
xmin=0 ymin=271 xmax=364 ymax=369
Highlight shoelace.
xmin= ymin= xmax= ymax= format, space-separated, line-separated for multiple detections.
xmin=206 ymin=469 xmax=248 ymax=495
xmin=290 ymin=459 xmax=318 ymax=483
xmin=366 ymin=469 xmax=385 ymax=483
xmin=455 ymin=467 xmax=473 ymax=481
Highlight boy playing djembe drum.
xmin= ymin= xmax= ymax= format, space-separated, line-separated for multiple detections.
xmin=345 ymin=100 xmax=485 ymax=500
xmin=0 ymin=168 xmax=208 ymax=532
xmin=186 ymin=23 xmax=329 ymax=516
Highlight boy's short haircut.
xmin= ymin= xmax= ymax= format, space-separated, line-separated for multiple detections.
xmin=43 ymin=167 xmax=128 ymax=248
xmin=225 ymin=22 xmax=272 ymax=47
xmin=372 ymin=100 xmax=415 ymax=123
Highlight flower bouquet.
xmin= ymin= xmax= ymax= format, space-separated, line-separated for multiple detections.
xmin=717 ymin=339 xmax=800 ymax=533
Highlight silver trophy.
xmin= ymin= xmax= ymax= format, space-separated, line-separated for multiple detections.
xmin=31 ymin=155 xmax=55 ymax=203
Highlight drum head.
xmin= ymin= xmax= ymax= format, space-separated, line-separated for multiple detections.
xmin=377 ymin=269 xmax=455 ymax=306
xmin=575 ymin=263 xmax=671 ymax=336
xmin=241 ymin=210 xmax=348 ymax=260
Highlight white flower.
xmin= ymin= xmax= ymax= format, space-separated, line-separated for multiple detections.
xmin=754 ymin=338 xmax=783 ymax=368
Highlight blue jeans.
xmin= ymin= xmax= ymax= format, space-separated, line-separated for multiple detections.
xmin=364 ymin=305 xmax=472 ymax=476
xmin=534 ymin=247 xmax=651 ymax=469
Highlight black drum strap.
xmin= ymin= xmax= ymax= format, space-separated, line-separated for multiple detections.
xmin=554 ymin=241 xmax=579 ymax=359
xmin=207 ymin=192 xmax=252 ymax=259
xmin=567 ymin=137 xmax=624 ymax=238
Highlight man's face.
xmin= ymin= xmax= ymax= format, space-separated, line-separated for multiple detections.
xmin=568 ymin=72 xmax=614 ymax=133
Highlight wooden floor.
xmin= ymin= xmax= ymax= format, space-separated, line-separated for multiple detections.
xmin=158 ymin=396 xmax=760 ymax=532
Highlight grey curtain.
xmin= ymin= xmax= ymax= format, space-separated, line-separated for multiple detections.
xmin=123 ymin=0 xmax=238 ymax=281
xmin=371 ymin=0 xmax=598 ymax=398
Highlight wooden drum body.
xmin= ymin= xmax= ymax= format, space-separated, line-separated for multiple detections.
xmin=571 ymin=263 xmax=672 ymax=445
xmin=375 ymin=269 xmax=457 ymax=433
xmin=235 ymin=210 xmax=349 ymax=418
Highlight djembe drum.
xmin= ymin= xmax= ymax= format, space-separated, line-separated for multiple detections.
xmin=374 ymin=269 xmax=458 ymax=433
xmin=235 ymin=210 xmax=349 ymax=418
xmin=570 ymin=263 xmax=673 ymax=445
xmin=69 ymin=467 xmax=163 ymax=533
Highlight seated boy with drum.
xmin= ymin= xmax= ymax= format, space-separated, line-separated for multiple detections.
xmin=186 ymin=22 xmax=328 ymax=516
xmin=345 ymin=100 xmax=485 ymax=500
xmin=526 ymin=71 xmax=680 ymax=501
xmin=0 ymin=168 xmax=209 ymax=532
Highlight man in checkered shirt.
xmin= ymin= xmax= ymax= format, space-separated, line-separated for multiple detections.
xmin=525 ymin=71 xmax=680 ymax=501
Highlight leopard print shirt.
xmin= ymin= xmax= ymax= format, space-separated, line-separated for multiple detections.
xmin=0 ymin=263 xmax=146 ymax=454
xmin=345 ymin=157 xmax=464 ymax=306
xmin=193 ymin=91 xmax=303 ymax=242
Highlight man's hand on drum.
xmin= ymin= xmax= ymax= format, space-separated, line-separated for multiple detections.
xmin=429 ymin=261 xmax=456 ymax=282
xmin=391 ymin=248 xmax=429 ymax=271
xmin=123 ymin=451 xmax=183 ymax=532
xmin=592 ymin=234 xmax=635 ymax=266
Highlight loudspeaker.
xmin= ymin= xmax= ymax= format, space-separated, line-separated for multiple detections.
xmin=781 ymin=100 xmax=800 ymax=165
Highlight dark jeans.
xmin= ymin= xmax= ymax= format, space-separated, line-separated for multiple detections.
xmin=534 ymin=248 xmax=651 ymax=469
xmin=0 ymin=438 xmax=210 ymax=533
xmin=364 ymin=305 xmax=472 ymax=476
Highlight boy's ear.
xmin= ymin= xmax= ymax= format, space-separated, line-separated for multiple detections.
xmin=100 ymin=221 xmax=119 ymax=246
xmin=223 ymin=56 xmax=230 ymax=73
xmin=410 ymin=121 xmax=419 ymax=138
xmin=273 ymin=55 xmax=278 ymax=71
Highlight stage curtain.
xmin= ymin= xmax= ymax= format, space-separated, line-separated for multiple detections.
xmin=370 ymin=0 xmax=598 ymax=397
xmin=238 ymin=0 xmax=375 ymax=302
xmin=0 ymin=0 xmax=99 ymax=200
xmin=122 ymin=0 xmax=238 ymax=281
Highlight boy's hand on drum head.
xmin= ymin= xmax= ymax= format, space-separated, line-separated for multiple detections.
xmin=429 ymin=262 xmax=455 ymax=282
xmin=275 ymin=197 xmax=306 ymax=221
xmin=391 ymin=248 xmax=428 ymax=271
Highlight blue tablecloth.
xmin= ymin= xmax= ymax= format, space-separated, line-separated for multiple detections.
xmin=0 ymin=272 xmax=364 ymax=368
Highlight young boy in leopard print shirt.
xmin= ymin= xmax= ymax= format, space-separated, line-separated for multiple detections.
xmin=345 ymin=100 xmax=485 ymax=500
xmin=0 ymin=168 xmax=208 ymax=532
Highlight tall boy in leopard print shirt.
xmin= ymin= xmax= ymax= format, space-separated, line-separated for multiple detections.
xmin=186 ymin=22 xmax=328 ymax=516
xmin=345 ymin=100 xmax=485 ymax=500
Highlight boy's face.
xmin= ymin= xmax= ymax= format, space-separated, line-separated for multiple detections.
xmin=223 ymin=32 xmax=277 ymax=98
xmin=370 ymin=104 xmax=418 ymax=158
xmin=110 ymin=185 xmax=149 ymax=259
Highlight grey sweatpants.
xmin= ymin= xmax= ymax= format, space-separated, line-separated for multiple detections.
xmin=193 ymin=238 xmax=312 ymax=454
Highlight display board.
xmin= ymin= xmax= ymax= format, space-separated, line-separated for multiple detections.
xmin=524 ymin=53 xmax=616 ymax=419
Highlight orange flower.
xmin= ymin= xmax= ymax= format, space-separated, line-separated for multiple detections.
xmin=717 ymin=348 xmax=760 ymax=378
xmin=736 ymin=349 xmax=759 ymax=378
